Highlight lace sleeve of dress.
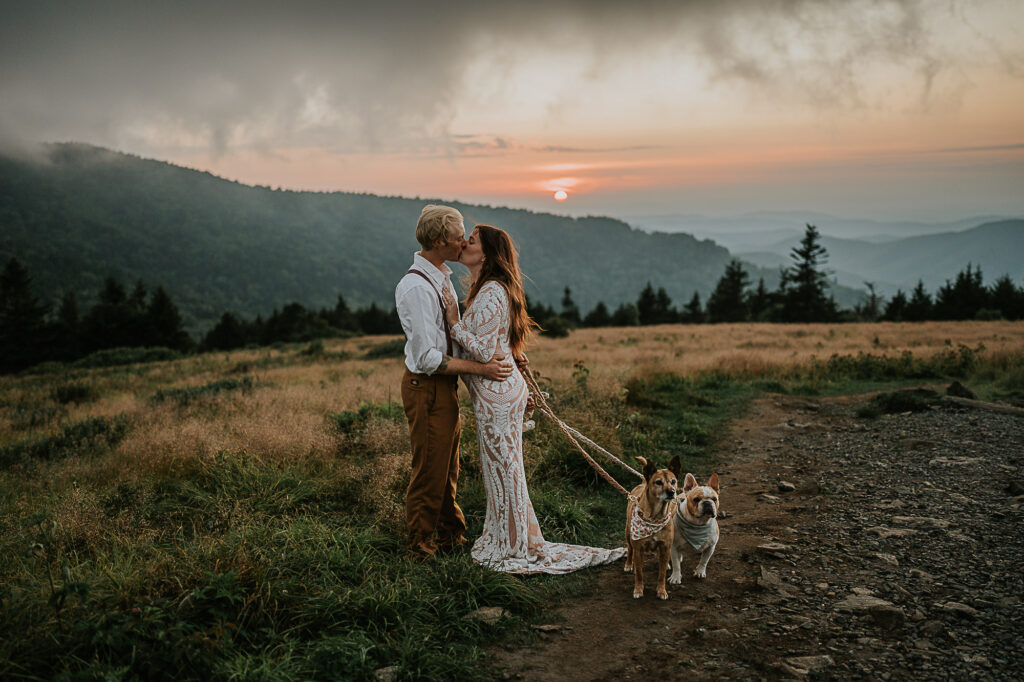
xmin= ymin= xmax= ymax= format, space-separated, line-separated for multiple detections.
xmin=450 ymin=281 xmax=505 ymax=363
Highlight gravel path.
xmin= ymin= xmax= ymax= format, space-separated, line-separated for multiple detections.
xmin=492 ymin=392 xmax=1024 ymax=681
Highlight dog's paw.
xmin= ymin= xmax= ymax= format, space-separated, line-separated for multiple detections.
xmin=623 ymin=563 xmax=632 ymax=573
xmin=657 ymin=588 xmax=669 ymax=600
xmin=668 ymin=573 xmax=682 ymax=585
xmin=633 ymin=589 xmax=644 ymax=599
xmin=693 ymin=569 xmax=707 ymax=579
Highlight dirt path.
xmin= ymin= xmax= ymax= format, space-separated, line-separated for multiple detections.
xmin=491 ymin=393 xmax=1024 ymax=680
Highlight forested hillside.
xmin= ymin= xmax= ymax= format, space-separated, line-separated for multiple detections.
xmin=0 ymin=143 xmax=858 ymax=331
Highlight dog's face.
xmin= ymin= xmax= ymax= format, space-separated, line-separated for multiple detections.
xmin=682 ymin=473 xmax=721 ymax=519
xmin=637 ymin=456 xmax=681 ymax=503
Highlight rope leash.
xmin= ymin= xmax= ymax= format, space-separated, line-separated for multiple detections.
xmin=520 ymin=364 xmax=643 ymax=498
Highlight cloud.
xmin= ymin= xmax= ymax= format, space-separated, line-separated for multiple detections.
xmin=0 ymin=0 xmax=1015 ymax=159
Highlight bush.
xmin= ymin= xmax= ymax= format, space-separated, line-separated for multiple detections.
xmin=73 ymin=347 xmax=182 ymax=369
xmin=539 ymin=316 xmax=571 ymax=338
xmin=0 ymin=415 xmax=131 ymax=468
xmin=151 ymin=377 xmax=256 ymax=406
xmin=51 ymin=382 xmax=100 ymax=405
xmin=331 ymin=401 xmax=405 ymax=435
xmin=363 ymin=338 xmax=406 ymax=359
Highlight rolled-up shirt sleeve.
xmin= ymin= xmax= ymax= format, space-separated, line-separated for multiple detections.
xmin=396 ymin=285 xmax=444 ymax=375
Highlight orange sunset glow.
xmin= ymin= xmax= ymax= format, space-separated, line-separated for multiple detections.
xmin=5 ymin=1 xmax=1021 ymax=221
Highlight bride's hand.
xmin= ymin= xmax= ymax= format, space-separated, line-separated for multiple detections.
xmin=441 ymin=288 xmax=460 ymax=326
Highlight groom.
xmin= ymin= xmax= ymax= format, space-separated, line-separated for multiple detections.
xmin=395 ymin=204 xmax=514 ymax=557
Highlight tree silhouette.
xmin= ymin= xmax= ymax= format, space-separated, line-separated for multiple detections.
xmin=934 ymin=264 xmax=988 ymax=320
xmin=0 ymin=257 xmax=50 ymax=371
xmin=883 ymin=289 xmax=908 ymax=321
xmin=707 ymin=259 xmax=750 ymax=323
xmin=904 ymin=280 xmax=933 ymax=321
xmin=583 ymin=301 xmax=612 ymax=327
xmin=681 ymin=291 xmax=704 ymax=324
xmin=560 ymin=287 xmax=581 ymax=324
xmin=780 ymin=224 xmax=835 ymax=322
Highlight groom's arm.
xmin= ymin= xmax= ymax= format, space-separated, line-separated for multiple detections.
xmin=434 ymin=353 xmax=513 ymax=381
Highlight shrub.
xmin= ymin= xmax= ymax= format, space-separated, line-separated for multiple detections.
xmin=73 ymin=347 xmax=182 ymax=369
xmin=539 ymin=316 xmax=571 ymax=338
xmin=151 ymin=377 xmax=256 ymax=406
xmin=51 ymin=382 xmax=100 ymax=405
xmin=0 ymin=415 xmax=131 ymax=468
xmin=363 ymin=338 xmax=406 ymax=359
xmin=331 ymin=401 xmax=405 ymax=435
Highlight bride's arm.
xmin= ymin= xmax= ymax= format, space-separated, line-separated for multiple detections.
xmin=449 ymin=283 xmax=504 ymax=363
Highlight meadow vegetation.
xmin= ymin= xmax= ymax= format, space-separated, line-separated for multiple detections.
xmin=1 ymin=321 xmax=1022 ymax=680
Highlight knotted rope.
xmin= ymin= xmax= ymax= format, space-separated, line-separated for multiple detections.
xmin=520 ymin=364 xmax=643 ymax=498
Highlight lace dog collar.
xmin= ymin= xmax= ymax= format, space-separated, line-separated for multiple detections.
xmin=629 ymin=499 xmax=677 ymax=541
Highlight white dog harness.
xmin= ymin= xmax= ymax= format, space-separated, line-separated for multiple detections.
xmin=629 ymin=498 xmax=677 ymax=541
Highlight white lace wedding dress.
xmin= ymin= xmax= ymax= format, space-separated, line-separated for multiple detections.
xmin=451 ymin=281 xmax=626 ymax=574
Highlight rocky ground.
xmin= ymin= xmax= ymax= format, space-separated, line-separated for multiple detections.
xmin=490 ymin=391 xmax=1024 ymax=680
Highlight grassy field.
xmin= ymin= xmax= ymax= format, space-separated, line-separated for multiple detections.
xmin=1 ymin=321 xmax=1022 ymax=680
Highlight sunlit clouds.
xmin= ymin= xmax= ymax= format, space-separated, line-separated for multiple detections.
xmin=1 ymin=0 xmax=1022 ymax=219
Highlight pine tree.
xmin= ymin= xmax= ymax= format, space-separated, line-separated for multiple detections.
xmin=905 ymin=280 xmax=933 ymax=321
xmin=780 ymin=224 xmax=835 ymax=322
xmin=707 ymin=259 xmax=750 ymax=323
xmin=611 ymin=302 xmax=640 ymax=326
xmin=634 ymin=280 xmax=659 ymax=323
xmin=989 ymin=275 xmax=1023 ymax=320
xmin=204 ymin=312 xmax=248 ymax=350
xmin=582 ymin=301 xmax=612 ymax=327
xmin=934 ymin=264 xmax=989 ymax=320
xmin=0 ymin=257 xmax=50 ymax=372
xmin=747 ymin=278 xmax=771 ymax=321
xmin=147 ymin=286 xmax=192 ymax=350
xmin=883 ymin=289 xmax=908 ymax=321
xmin=560 ymin=287 xmax=581 ymax=324
xmin=681 ymin=291 xmax=704 ymax=324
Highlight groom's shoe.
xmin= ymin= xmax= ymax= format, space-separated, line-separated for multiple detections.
xmin=407 ymin=538 xmax=439 ymax=559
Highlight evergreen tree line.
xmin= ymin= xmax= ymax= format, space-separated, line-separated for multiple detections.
xmin=3 ymin=224 xmax=1023 ymax=373
xmin=0 ymin=258 xmax=403 ymax=373
xmin=536 ymin=225 xmax=1024 ymax=332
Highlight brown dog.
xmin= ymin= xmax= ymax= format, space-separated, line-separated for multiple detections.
xmin=624 ymin=455 xmax=681 ymax=599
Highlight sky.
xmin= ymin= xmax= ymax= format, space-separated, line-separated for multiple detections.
xmin=1 ymin=0 xmax=1023 ymax=222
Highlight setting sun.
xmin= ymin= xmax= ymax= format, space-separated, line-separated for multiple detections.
xmin=553 ymin=189 xmax=568 ymax=202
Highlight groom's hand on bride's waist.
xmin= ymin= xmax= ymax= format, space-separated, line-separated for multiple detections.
xmin=481 ymin=353 xmax=514 ymax=381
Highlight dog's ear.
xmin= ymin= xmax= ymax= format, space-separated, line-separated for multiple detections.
xmin=683 ymin=473 xmax=698 ymax=492
xmin=668 ymin=455 xmax=681 ymax=478
xmin=707 ymin=473 xmax=720 ymax=493
xmin=637 ymin=456 xmax=656 ymax=481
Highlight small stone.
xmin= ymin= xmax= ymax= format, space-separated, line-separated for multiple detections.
xmin=929 ymin=456 xmax=984 ymax=466
xmin=874 ymin=553 xmax=899 ymax=567
xmin=921 ymin=620 xmax=946 ymax=637
xmin=777 ymin=480 xmax=796 ymax=493
xmin=938 ymin=602 xmax=979 ymax=618
xmin=757 ymin=542 xmax=791 ymax=557
xmin=836 ymin=594 xmax=896 ymax=613
xmin=914 ymin=638 xmax=934 ymax=650
xmin=760 ymin=494 xmax=781 ymax=503
xmin=815 ymin=582 xmax=830 ymax=590
xmin=869 ymin=604 xmax=905 ymax=630
xmin=463 ymin=606 xmax=508 ymax=624
xmin=866 ymin=526 xmax=918 ymax=539
xmin=946 ymin=381 xmax=976 ymax=399
xmin=892 ymin=516 xmax=951 ymax=529
xmin=852 ymin=587 xmax=875 ymax=596
xmin=374 ymin=666 xmax=399 ymax=682
xmin=1006 ymin=480 xmax=1024 ymax=497
xmin=530 ymin=624 xmax=562 ymax=632
xmin=909 ymin=568 xmax=934 ymax=581
xmin=784 ymin=655 xmax=834 ymax=675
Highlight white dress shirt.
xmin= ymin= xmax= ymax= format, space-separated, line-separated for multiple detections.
xmin=395 ymin=252 xmax=461 ymax=375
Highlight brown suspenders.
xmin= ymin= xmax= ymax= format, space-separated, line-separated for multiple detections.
xmin=407 ymin=268 xmax=454 ymax=356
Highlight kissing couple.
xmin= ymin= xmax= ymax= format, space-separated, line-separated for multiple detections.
xmin=394 ymin=205 xmax=625 ymax=573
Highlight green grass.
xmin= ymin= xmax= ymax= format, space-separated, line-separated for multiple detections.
xmin=2 ymin=344 xmax=1022 ymax=680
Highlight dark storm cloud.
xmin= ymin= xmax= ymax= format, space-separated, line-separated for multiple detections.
xmin=0 ymin=0 xmax=1012 ymax=156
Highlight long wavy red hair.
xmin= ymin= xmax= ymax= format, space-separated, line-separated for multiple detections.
xmin=465 ymin=224 xmax=539 ymax=357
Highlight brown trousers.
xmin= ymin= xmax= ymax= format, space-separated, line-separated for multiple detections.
xmin=401 ymin=368 xmax=466 ymax=552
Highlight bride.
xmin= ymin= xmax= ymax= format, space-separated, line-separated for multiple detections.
xmin=441 ymin=224 xmax=625 ymax=574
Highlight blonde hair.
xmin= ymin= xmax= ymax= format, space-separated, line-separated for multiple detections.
xmin=416 ymin=205 xmax=464 ymax=249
